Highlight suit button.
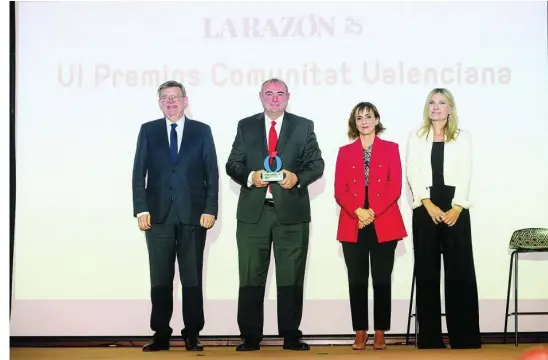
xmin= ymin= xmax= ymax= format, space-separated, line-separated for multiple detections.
xmin=354 ymin=193 xmax=357 ymax=197
xmin=353 ymin=179 xmax=356 ymax=183
xmin=169 ymin=186 xmax=172 ymax=191
xmin=172 ymin=169 xmax=175 ymax=173
xmin=377 ymin=178 xmax=381 ymax=182
xmin=352 ymin=165 xmax=355 ymax=169
xmin=378 ymin=164 xmax=382 ymax=167
xmin=376 ymin=193 xmax=380 ymax=197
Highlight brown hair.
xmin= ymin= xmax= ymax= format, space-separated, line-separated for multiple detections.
xmin=347 ymin=102 xmax=386 ymax=139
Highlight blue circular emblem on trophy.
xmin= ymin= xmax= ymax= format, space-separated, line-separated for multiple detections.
xmin=262 ymin=152 xmax=283 ymax=182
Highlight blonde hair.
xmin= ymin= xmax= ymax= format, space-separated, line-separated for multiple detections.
xmin=417 ymin=88 xmax=459 ymax=142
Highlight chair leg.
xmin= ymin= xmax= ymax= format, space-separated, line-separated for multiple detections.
xmin=503 ymin=251 xmax=515 ymax=344
xmin=514 ymin=251 xmax=519 ymax=346
xmin=414 ymin=312 xmax=418 ymax=347
xmin=405 ymin=267 xmax=416 ymax=345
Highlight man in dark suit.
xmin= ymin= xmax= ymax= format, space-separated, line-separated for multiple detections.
xmin=226 ymin=78 xmax=325 ymax=351
xmin=132 ymin=80 xmax=219 ymax=352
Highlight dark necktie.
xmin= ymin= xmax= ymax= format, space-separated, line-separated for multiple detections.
xmin=170 ymin=123 xmax=178 ymax=164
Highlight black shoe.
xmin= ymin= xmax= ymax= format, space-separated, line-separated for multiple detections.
xmin=183 ymin=335 xmax=204 ymax=351
xmin=283 ymin=338 xmax=310 ymax=351
xmin=235 ymin=339 xmax=260 ymax=351
xmin=142 ymin=338 xmax=170 ymax=352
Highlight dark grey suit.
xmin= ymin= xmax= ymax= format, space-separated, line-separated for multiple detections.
xmin=226 ymin=112 xmax=324 ymax=343
xmin=133 ymin=117 xmax=219 ymax=341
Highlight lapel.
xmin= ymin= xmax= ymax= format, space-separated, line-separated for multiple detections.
xmin=423 ymin=128 xmax=435 ymax=170
xmin=350 ymin=137 xmax=363 ymax=158
xmin=254 ymin=113 xmax=268 ymax=159
xmin=177 ymin=117 xmax=191 ymax=164
xmin=350 ymin=138 xmax=366 ymax=184
xmin=154 ymin=119 xmax=172 ymax=161
xmin=276 ymin=112 xmax=294 ymax=156
xmin=369 ymin=135 xmax=383 ymax=169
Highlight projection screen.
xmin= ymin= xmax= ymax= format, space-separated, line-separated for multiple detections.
xmin=11 ymin=1 xmax=548 ymax=336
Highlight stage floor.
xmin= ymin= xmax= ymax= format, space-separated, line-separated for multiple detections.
xmin=10 ymin=344 xmax=548 ymax=360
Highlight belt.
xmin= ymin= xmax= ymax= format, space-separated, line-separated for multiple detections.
xmin=264 ymin=199 xmax=275 ymax=206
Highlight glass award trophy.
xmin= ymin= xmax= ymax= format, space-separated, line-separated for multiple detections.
xmin=262 ymin=151 xmax=284 ymax=182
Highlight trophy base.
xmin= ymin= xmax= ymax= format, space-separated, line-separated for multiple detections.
xmin=262 ymin=172 xmax=284 ymax=182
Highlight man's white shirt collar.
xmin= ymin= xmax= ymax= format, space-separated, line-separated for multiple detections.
xmin=166 ymin=115 xmax=185 ymax=128
xmin=265 ymin=112 xmax=284 ymax=126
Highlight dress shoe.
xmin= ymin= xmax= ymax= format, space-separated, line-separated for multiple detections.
xmin=142 ymin=338 xmax=170 ymax=352
xmin=352 ymin=330 xmax=367 ymax=350
xmin=373 ymin=330 xmax=386 ymax=350
xmin=283 ymin=338 xmax=310 ymax=351
xmin=183 ymin=335 xmax=204 ymax=351
xmin=235 ymin=340 xmax=260 ymax=351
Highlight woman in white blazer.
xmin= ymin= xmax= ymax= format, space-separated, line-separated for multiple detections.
xmin=406 ymin=88 xmax=481 ymax=349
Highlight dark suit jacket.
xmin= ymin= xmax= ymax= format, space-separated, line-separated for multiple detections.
xmin=225 ymin=112 xmax=324 ymax=224
xmin=132 ymin=117 xmax=219 ymax=226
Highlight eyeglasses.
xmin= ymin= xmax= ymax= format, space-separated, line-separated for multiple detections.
xmin=160 ymin=95 xmax=184 ymax=102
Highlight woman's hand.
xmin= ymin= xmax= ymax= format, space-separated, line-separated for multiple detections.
xmin=442 ymin=206 xmax=462 ymax=227
xmin=422 ymin=199 xmax=445 ymax=225
xmin=355 ymin=208 xmax=375 ymax=227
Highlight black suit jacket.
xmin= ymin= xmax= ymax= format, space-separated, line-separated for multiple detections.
xmin=132 ymin=117 xmax=219 ymax=225
xmin=225 ymin=112 xmax=324 ymax=224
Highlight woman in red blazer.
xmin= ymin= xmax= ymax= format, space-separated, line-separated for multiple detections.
xmin=334 ymin=102 xmax=407 ymax=350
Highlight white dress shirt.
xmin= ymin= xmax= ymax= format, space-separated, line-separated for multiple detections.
xmin=166 ymin=116 xmax=185 ymax=152
xmin=406 ymin=127 xmax=472 ymax=209
xmin=247 ymin=113 xmax=284 ymax=199
xmin=137 ymin=116 xmax=185 ymax=218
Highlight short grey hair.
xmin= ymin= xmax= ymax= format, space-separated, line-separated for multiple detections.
xmin=157 ymin=80 xmax=186 ymax=98
xmin=260 ymin=78 xmax=288 ymax=94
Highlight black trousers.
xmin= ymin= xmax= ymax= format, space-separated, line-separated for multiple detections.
xmin=236 ymin=203 xmax=309 ymax=343
xmin=412 ymin=185 xmax=481 ymax=349
xmin=342 ymin=223 xmax=398 ymax=331
xmin=145 ymin=202 xmax=206 ymax=340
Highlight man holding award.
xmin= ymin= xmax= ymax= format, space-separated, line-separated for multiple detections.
xmin=226 ymin=78 xmax=325 ymax=351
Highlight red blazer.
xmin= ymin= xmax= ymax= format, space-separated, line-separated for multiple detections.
xmin=335 ymin=136 xmax=407 ymax=243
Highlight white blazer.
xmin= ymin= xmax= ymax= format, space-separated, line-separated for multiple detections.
xmin=405 ymin=127 xmax=472 ymax=209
